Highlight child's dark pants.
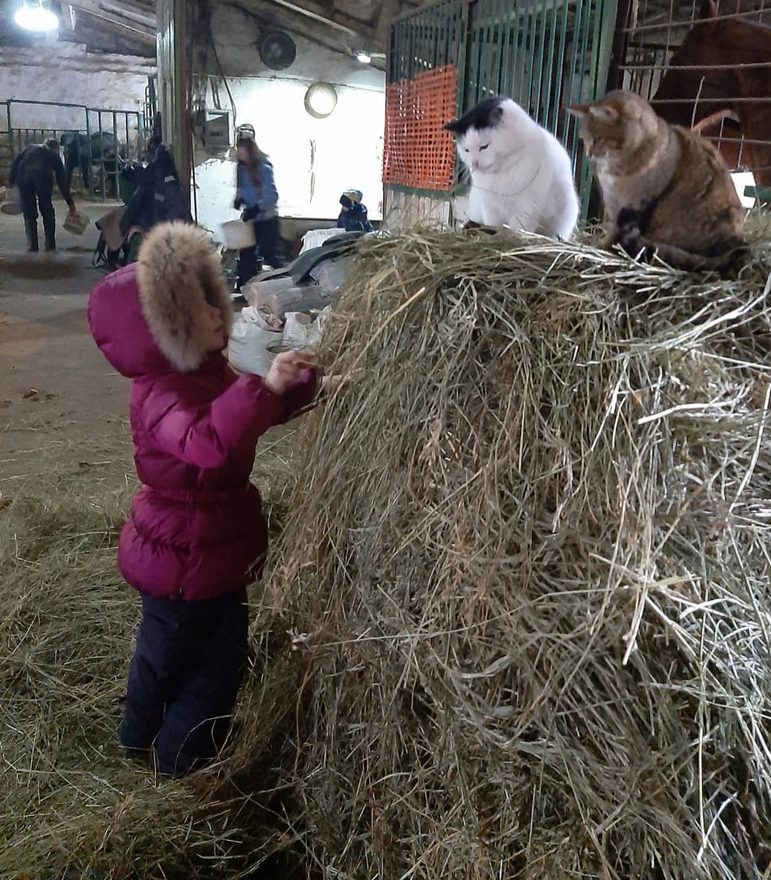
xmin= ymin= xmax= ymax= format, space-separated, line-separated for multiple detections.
xmin=121 ymin=589 xmax=248 ymax=776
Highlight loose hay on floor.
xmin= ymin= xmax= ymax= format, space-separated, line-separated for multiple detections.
xmin=253 ymin=227 xmax=771 ymax=880
xmin=0 ymin=428 xmax=302 ymax=880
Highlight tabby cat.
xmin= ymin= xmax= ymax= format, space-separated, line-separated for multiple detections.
xmin=568 ymin=90 xmax=745 ymax=270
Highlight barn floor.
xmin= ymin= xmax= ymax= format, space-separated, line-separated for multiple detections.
xmin=0 ymin=197 xmax=132 ymax=489
xmin=0 ymin=197 xmax=304 ymax=876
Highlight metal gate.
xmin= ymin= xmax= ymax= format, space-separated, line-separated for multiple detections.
xmin=611 ymin=0 xmax=771 ymax=204
xmin=1 ymin=98 xmax=150 ymax=201
xmin=385 ymin=0 xmax=618 ymax=220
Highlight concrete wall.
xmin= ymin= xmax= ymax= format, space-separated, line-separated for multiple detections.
xmin=193 ymin=4 xmax=385 ymax=236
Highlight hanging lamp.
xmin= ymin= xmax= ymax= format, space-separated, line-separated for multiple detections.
xmin=14 ymin=0 xmax=59 ymax=32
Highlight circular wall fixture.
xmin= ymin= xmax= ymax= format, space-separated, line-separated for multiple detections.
xmin=304 ymin=82 xmax=338 ymax=119
xmin=258 ymin=30 xmax=296 ymax=70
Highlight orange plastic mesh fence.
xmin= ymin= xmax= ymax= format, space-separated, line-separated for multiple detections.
xmin=383 ymin=64 xmax=458 ymax=192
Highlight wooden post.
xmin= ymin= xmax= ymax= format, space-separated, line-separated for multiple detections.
xmin=156 ymin=0 xmax=191 ymax=207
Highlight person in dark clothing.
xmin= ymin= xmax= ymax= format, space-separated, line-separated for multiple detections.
xmin=9 ymin=138 xmax=76 ymax=252
xmin=119 ymin=145 xmax=191 ymax=237
xmin=336 ymin=188 xmax=374 ymax=233
xmin=233 ymin=136 xmax=284 ymax=287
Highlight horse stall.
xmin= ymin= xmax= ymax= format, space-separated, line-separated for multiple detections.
xmin=383 ymin=0 xmax=617 ymax=227
xmin=1 ymin=98 xmax=150 ymax=201
xmin=612 ymin=0 xmax=771 ymax=204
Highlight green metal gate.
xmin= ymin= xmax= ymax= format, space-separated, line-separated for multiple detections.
xmin=2 ymin=98 xmax=150 ymax=201
xmin=387 ymin=0 xmax=618 ymax=216
xmin=387 ymin=0 xmax=466 ymax=83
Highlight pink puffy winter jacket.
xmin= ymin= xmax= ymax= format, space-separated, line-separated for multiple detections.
xmin=88 ymin=222 xmax=316 ymax=601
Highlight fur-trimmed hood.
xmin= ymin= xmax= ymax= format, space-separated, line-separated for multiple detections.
xmin=88 ymin=222 xmax=232 ymax=377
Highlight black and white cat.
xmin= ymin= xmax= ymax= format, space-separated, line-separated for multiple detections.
xmin=445 ymin=97 xmax=579 ymax=238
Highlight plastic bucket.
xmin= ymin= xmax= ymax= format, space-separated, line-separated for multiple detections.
xmin=63 ymin=211 xmax=90 ymax=234
xmin=221 ymin=219 xmax=256 ymax=249
xmin=0 ymin=186 xmax=21 ymax=215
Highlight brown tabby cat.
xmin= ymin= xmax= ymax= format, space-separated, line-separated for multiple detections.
xmin=568 ymin=90 xmax=745 ymax=271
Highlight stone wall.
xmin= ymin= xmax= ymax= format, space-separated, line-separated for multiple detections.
xmin=0 ymin=41 xmax=156 ymax=182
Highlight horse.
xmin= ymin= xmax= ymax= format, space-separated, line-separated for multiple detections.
xmin=652 ymin=0 xmax=771 ymax=193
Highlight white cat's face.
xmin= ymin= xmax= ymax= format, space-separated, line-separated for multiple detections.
xmin=456 ymin=126 xmax=499 ymax=174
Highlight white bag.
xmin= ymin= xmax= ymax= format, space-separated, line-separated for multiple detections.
xmin=300 ymin=227 xmax=341 ymax=253
xmin=227 ymin=307 xmax=281 ymax=376
xmin=283 ymin=307 xmax=332 ymax=352
xmin=309 ymin=255 xmax=353 ymax=295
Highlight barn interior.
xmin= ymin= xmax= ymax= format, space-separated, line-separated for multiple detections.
xmin=1 ymin=0 xmax=771 ymax=877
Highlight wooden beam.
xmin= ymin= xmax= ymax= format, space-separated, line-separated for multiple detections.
xmin=157 ymin=0 xmax=191 ymax=205
xmin=267 ymin=0 xmax=359 ymax=36
xmin=374 ymin=0 xmax=399 ymax=45
xmin=101 ymin=1 xmax=156 ymax=28
xmin=65 ymin=0 xmax=156 ymax=39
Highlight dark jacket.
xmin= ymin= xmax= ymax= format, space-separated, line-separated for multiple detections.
xmin=9 ymin=144 xmax=74 ymax=207
xmin=120 ymin=146 xmax=191 ymax=236
xmin=337 ymin=198 xmax=373 ymax=233
xmin=87 ymin=222 xmax=316 ymax=601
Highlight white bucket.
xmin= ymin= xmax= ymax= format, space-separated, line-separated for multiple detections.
xmin=0 ymin=186 xmax=21 ymax=215
xmin=63 ymin=211 xmax=90 ymax=234
xmin=221 ymin=219 xmax=256 ymax=249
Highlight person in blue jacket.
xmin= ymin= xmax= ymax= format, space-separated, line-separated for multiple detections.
xmin=233 ymin=136 xmax=284 ymax=287
xmin=336 ymin=188 xmax=373 ymax=233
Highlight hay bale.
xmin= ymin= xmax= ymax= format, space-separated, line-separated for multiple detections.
xmin=260 ymin=228 xmax=771 ymax=879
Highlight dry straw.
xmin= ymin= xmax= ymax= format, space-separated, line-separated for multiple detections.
xmin=4 ymin=225 xmax=771 ymax=880
xmin=0 ymin=433 xmax=300 ymax=879
xmin=254 ymin=225 xmax=771 ymax=880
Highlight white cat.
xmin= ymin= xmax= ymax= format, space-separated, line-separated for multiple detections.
xmin=445 ymin=97 xmax=579 ymax=238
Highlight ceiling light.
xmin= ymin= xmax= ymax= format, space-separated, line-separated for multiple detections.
xmin=356 ymin=51 xmax=371 ymax=64
xmin=14 ymin=0 xmax=59 ymax=31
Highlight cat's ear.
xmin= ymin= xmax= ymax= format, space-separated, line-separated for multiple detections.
xmin=568 ymin=103 xmax=619 ymax=124
xmin=444 ymin=119 xmax=462 ymax=135
xmin=591 ymin=105 xmax=620 ymax=123
xmin=565 ymin=103 xmax=590 ymax=119
xmin=489 ymin=105 xmax=504 ymax=125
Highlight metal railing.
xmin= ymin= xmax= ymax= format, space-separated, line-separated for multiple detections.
xmin=613 ymin=2 xmax=771 ymax=202
xmin=387 ymin=0 xmax=618 ymax=214
xmin=1 ymin=98 xmax=152 ymax=200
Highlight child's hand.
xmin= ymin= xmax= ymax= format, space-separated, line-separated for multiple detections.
xmin=264 ymin=351 xmax=315 ymax=396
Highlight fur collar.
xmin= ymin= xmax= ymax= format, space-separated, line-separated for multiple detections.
xmin=136 ymin=222 xmax=232 ymax=372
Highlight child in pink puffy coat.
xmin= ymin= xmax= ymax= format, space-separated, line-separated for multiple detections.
xmin=88 ymin=221 xmax=317 ymax=776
